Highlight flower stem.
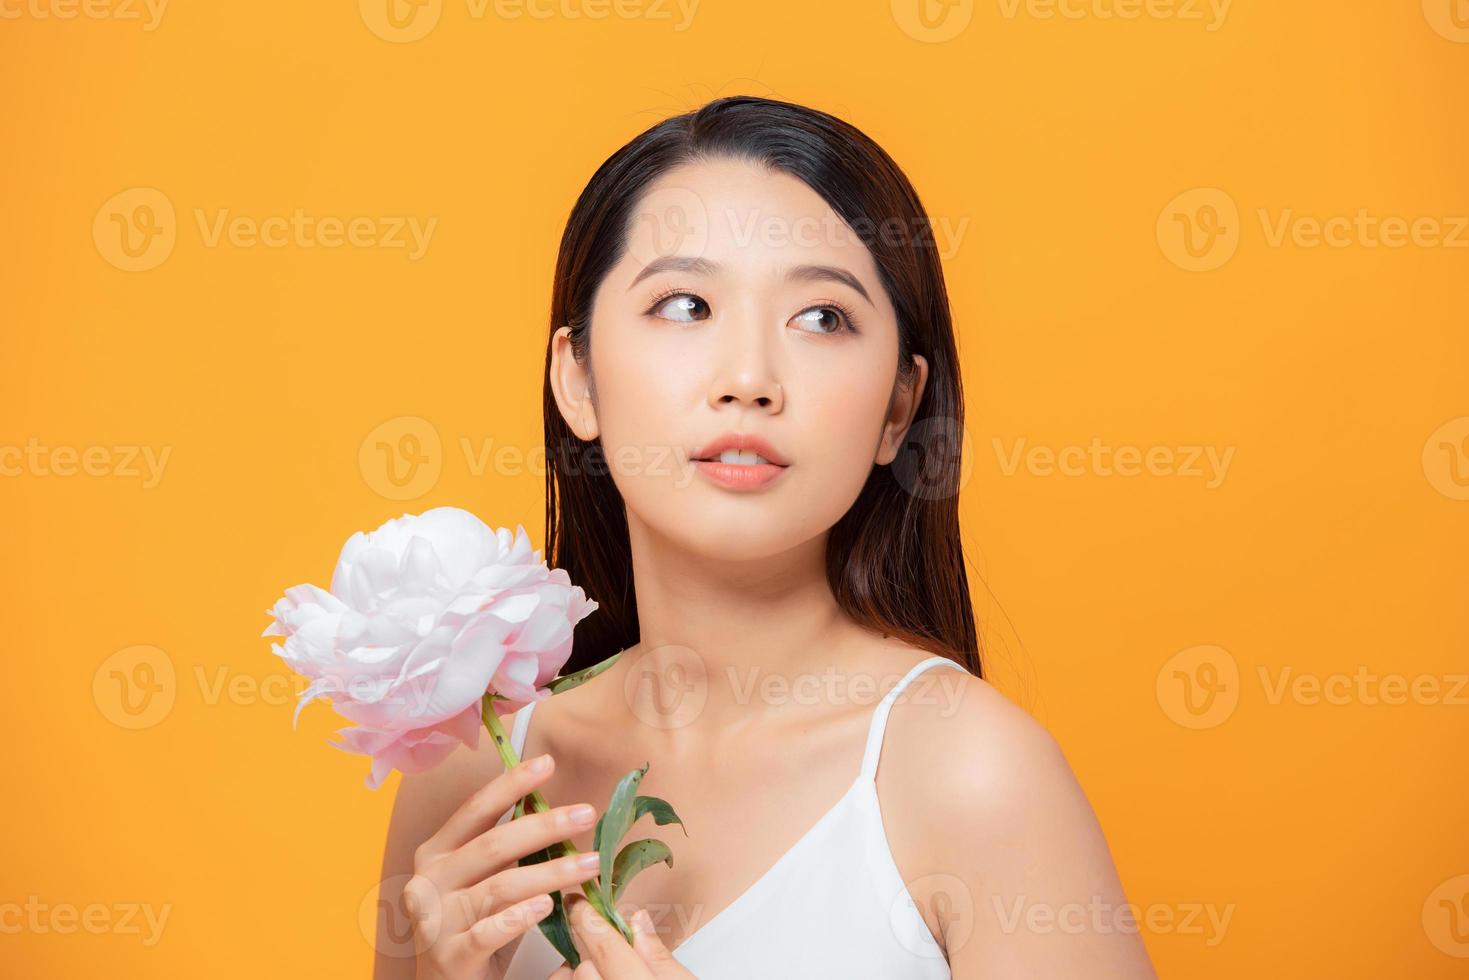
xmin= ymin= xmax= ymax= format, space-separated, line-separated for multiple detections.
xmin=480 ymin=696 xmax=624 ymax=934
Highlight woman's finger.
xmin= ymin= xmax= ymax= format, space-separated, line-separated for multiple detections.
xmin=628 ymin=908 xmax=697 ymax=978
xmin=564 ymin=894 xmax=652 ymax=979
xmin=458 ymin=850 xmax=601 ymax=920
xmin=417 ymin=753 xmax=556 ymax=863
xmin=435 ymin=802 xmax=599 ymax=890
xmin=627 ymin=909 xmax=672 ymax=970
xmin=452 ymin=893 xmax=556 ymax=973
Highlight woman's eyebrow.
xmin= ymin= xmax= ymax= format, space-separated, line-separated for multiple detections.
xmin=627 ymin=256 xmax=873 ymax=306
xmin=628 ymin=255 xmax=719 ymax=290
xmin=787 ymin=264 xmax=872 ymax=305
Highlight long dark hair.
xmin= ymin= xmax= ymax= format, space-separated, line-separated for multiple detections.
xmin=542 ymin=95 xmax=980 ymax=678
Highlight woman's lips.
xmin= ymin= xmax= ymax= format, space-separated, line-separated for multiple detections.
xmin=691 ymin=458 xmax=789 ymax=490
xmin=691 ymin=433 xmax=791 ymax=466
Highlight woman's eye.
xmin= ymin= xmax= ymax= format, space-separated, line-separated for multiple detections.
xmin=790 ymin=306 xmax=848 ymax=334
xmin=651 ymin=293 xmax=710 ymax=322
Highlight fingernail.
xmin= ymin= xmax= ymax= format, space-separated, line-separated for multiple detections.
xmin=576 ymin=852 xmax=601 ymax=870
xmin=526 ymin=754 xmax=551 ymax=773
xmin=635 ymin=909 xmax=654 ymax=934
xmin=569 ymin=803 xmax=596 ymax=825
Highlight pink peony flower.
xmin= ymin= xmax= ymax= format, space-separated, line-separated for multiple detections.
xmin=262 ymin=506 xmax=598 ymax=788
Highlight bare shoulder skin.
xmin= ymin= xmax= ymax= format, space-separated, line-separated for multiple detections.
xmin=882 ymin=669 xmax=1159 ymax=977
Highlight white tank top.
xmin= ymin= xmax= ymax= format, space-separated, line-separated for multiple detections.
xmin=493 ymin=654 xmax=967 ymax=978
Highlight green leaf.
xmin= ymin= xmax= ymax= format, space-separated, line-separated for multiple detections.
xmin=547 ymin=651 xmax=623 ymax=694
xmin=516 ymin=840 xmax=580 ymax=967
xmin=630 ymin=795 xmax=688 ymax=837
xmin=595 ymin=793 xmax=686 ymax=853
xmin=595 ymin=764 xmax=650 ymax=900
xmin=536 ymin=890 xmax=580 ymax=967
xmin=609 ymin=838 xmax=673 ymax=903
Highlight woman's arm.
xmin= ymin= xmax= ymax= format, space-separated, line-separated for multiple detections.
xmin=893 ymin=674 xmax=1159 ymax=979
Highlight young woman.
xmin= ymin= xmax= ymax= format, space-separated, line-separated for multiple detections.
xmin=376 ymin=96 xmax=1157 ymax=979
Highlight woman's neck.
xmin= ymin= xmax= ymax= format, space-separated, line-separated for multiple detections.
xmin=591 ymin=514 xmax=874 ymax=740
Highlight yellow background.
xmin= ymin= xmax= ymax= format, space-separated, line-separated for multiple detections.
xmin=2 ymin=0 xmax=1465 ymax=976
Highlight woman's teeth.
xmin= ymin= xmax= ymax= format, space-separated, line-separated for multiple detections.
xmin=715 ymin=449 xmax=770 ymax=466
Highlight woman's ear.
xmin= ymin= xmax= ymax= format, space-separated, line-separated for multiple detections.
xmin=875 ymin=354 xmax=929 ymax=465
xmin=548 ymin=325 xmax=600 ymax=441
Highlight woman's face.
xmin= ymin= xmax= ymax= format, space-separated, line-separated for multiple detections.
xmin=550 ymin=156 xmax=928 ymax=562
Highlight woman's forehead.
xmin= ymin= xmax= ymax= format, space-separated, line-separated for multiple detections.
xmin=620 ymin=160 xmax=884 ymax=279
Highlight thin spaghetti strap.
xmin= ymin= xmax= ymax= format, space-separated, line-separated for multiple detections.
xmin=493 ymin=701 xmax=542 ymax=830
xmin=508 ymin=699 xmax=539 ymax=758
xmin=857 ymin=656 xmax=968 ymax=782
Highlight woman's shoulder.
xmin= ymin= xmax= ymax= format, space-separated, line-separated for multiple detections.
xmin=888 ymin=663 xmax=1073 ymax=806
xmin=873 ymin=659 xmax=1154 ymax=973
xmin=877 ymin=645 xmax=1096 ymax=861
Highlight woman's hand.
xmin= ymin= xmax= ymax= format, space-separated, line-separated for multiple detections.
xmin=403 ymin=753 xmax=604 ymax=980
xmin=546 ymin=894 xmax=699 ymax=979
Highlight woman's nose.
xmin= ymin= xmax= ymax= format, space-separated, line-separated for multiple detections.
xmin=705 ymin=314 xmax=785 ymax=412
xmin=710 ymin=375 xmax=784 ymax=411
